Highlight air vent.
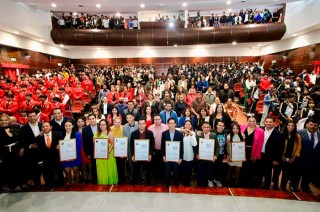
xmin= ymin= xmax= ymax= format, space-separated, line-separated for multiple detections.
xmin=78 ymin=5 xmax=84 ymax=7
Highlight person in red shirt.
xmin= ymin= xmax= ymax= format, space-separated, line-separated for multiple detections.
xmin=0 ymin=94 xmax=20 ymax=118
xmin=58 ymin=87 xmax=70 ymax=110
xmin=33 ymin=105 xmax=50 ymax=123
xmin=120 ymin=86 xmax=133 ymax=103
xmin=52 ymin=97 xmax=66 ymax=114
xmin=18 ymin=110 xmax=28 ymax=125
xmin=18 ymin=85 xmax=29 ymax=102
xmin=37 ymin=81 xmax=47 ymax=94
xmin=72 ymin=82 xmax=85 ymax=101
xmin=186 ymin=88 xmax=197 ymax=106
xmin=81 ymin=76 xmax=94 ymax=93
xmin=20 ymin=93 xmax=40 ymax=112
xmin=39 ymin=94 xmax=54 ymax=118
xmin=259 ymin=73 xmax=271 ymax=93
xmin=107 ymin=86 xmax=119 ymax=106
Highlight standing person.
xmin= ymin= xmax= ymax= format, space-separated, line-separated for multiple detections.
xmin=175 ymin=94 xmax=188 ymax=117
xmin=296 ymin=118 xmax=320 ymax=193
xmin=279 ymin=94 xmax=299 ymax=125
xmin=57 ymin=120 xmax=82 ymax=185
xmin=239 ymin=116 xmax=264 ymax=188
xmin=110 ymin=117 xmax=126 ymax=184
xmin=178 ymin=120 xmax=197 ymax=186
xmin=161 ymin=118 xmax=184 ymax=186
xmin=196 ymin=108 xmax=210 ymax=131
xmin=50 ymin=108 xmax=70 ymax=134
xmin=123 ymin=113 xmax=138 ymax=181
xmin=259 ymin=117 xmax=285 ymax=190
xmin=190 ymin=92 xmax=207 ymax=117
xmin=34 ymin=122 xmax=64 ymax=187
xmin=144 ymin=106 xmax=153 ymax=129
xmin=280 ymin=121 xmax=301 ymax=191
xmin=260 ymin=89 xmax=278 ymax=126
xmin=82 ymin=114 xmax=98 ymax=183
xmin=94 ymin=119 xmax=118 ymax=185
xmin=227 ymin=123 xmax=245 ymax=187
xmin=209 ymin=104 xmax=232 ymax=131
xmin=219 ymin=84 xmax=234 ymax=104
xmin=148 ymin=114 xmax=169 ymax=182
xmin=130 ymin=118 xmax=155 ymax=185
xmin=106 ymin=107 xmax=122 ymax=126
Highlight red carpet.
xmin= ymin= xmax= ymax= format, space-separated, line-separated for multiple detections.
xmin=230 ymin=188 xmax=297 ymax=200
xmin=53 ymin=184 xmax=112 ymax=192
xmin=171 ymin=186 xmax=230 ymax=196
xmin=294 ymin=192 xmax=320 ymax=202
xmin=111 ymin=184 xmax=169 ymax=193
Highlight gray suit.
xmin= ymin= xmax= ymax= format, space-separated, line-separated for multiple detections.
xmin=123 ymin=121 xmax=138 ymax=173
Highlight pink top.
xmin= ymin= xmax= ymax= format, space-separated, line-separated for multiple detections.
xmin=148 ymin=123 xmax=169 ymax=150
xmin=240 ymin=124 xmax=264 ymax=160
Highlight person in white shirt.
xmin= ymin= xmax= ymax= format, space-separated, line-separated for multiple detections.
xmin=102 ymin=16 xmax=109 ymax=29
xmin=132 ymin=16 xmax=138 ymax=29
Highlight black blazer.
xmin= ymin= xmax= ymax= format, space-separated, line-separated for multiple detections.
xmin=50 ymin=117 xmax=73 ymax=134
xmin=34 ymin=131 xmax=61 ymax=165
xmin=161 ymin=130 xmax=184 ymax=160
xmin=263 ymin=128 xmax=285 ymax=162
xmin=20 ymin=122 xmax=42 ymax=147
xmin=99 ymin=103 xmax=112 ymax=116
xmin=82 ymin=125 xmax=95 ymax=157
xmin=130 ymin=130 xmax=155 ymax=157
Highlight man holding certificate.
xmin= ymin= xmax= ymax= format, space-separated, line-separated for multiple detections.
xmin=161 ymin=118 xmax=184 ymax=186
xmin=130 ymin=117 xmax=155 ymax=185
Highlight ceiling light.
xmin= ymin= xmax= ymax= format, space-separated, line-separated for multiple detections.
xmin=116 ymin=13 xmax=121 ymax=17
xmin=258 ymin=44 xmax=262 ymax=46
xmin=174 ymin=44 xmax=178 ymax=47
xmin=14 ymin=31 xmax=19 ymax=34
xmin=292 ymin=34 xmax=297 ymax=37
xmin=96 ymin=4 xmax=101 ymax=8
xmin=182 ymin=3 xmax=187 ymax=7
xmin=140 ymin=4 xmax=145 ymax=8
xmin=226 ymin=1 xmax=232 ymax=5
xmin=73 ymin=12 xmax=77 ymax=15
xmin=51 ymin=3 xmax=57 ymax=8
xmin=60 ymin=44 xmax=64 ymax=48
xmin=232 ymin=41 xmax=237 ymax=45
xmin=169 ymin=22 xmax=174 ymax=27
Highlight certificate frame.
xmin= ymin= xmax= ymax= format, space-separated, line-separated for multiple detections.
xmin=114 ymin=137 xmax=128 ymax=157
xmin=94 ymin=138 xmax=109 ymax=159
xmin=198 ymin=138 xmax=215 ymax=161
xmin=134 ymin=139 xmax=150 ymax=161
xmin=165 ymin=141 xmax=180 ymax=162
xmin=59 ymin=139 xmax=77 ymax=162
xmin=231 ymin=142 xmax=246 ymax=162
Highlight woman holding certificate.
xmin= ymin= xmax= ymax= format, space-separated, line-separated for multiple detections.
xmin=59 ymin=120 xmax=82 ymax=185
xmin=94 ymin=119 xmax=118 ymax=185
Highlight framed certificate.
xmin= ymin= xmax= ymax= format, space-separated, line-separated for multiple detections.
xmin=231 ymin=142 xmax=246 ymax=162
xmin=59 ymin=139 xmax=77 ymax=162
xmin=165 ymin=141 xmax=180 ymax=162
xmin=94 ymin=138 xmax=109 ymax=159
xmin=199 ymin=138 xmax=215 ymax=161
xmin=114 ymin=137 xmax=128 ymax=157
xmin=134 ymin=139 xmax=150 ymax=161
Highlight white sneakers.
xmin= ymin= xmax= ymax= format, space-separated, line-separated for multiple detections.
xmin=214 ymin=179 xmax=222 ymax=187
xmin=208 ymin=180 xmax=214 ymax=188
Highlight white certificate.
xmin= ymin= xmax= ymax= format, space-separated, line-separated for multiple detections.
xmin=231 ymin=142 xmax=246 ymax=162
xmin=94 ymin=138 xmax=109 ymax=159
xmin=199 ymin=138 xmax=215 ymax=161
xmin=165 ymin=141 xmax=180 ymax=162
xmin=134 ymin=139 xmax=150 ymax=161
xmin=59 ymin=139 xmax=77 ymax=162
xmin=114 ymin=137 xmax=128 ymax=157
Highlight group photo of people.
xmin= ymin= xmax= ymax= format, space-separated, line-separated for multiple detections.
xmin=0 ymin=61 xmax=319 ymax=195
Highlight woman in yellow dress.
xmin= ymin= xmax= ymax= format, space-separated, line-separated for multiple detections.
xmin=94 ymin=119 xmax=118 ymax=185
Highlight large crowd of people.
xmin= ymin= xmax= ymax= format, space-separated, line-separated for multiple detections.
xmin=0 ymin=61 xmax=319 ymax=194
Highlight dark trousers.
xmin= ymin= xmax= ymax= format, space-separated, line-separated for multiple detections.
xmin=180 ymin=160 xmax=193 ymax=186
xmin=239 ymin=160 xmax=258 ymax=188
xmin=116 ymin=158 xmax=126 ymax=184
xmin=258 ymin=154 xmax=281 ymax=188
xmin=213 ymin=154 xmax=224 ymax=181
xmin=26 ymin=149 xmax=42 ymax=185
xmin=280 ymin=160 xmax=298 ymax=189
xmin=91 ymin=159 xmax=97 ymax=184
xmin=42 ymin=161 xmax=64 ymax=187
xmin=1 ymin=155 xmax=24 ymax=188
xmin=132 ymin=161 xmax=152 ymax=185
xmin=152 ymin=150 xmax=164 ymax=180
xmin=165 ymin=162 xmax=180 ymax=186
xmin=197 ymin=160 xmax=214 ymax=187
xmin=293 ymin=158 xmax=314 ymax=190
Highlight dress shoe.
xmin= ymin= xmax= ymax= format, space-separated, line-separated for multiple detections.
xmin=289 ymin=186 xmax=298 ymax=192
xmin=302 ymin=188 xmax=313 ymax=194
xmin=273 ymin=185 xmax=279 ymax=191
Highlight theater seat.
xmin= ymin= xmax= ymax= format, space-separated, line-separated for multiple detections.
xmin=64 ymin=110 xmax=74 ymax=119
xmin=71 ymin=101 xmax=84 ymax=114
xmin=255 ymin=101 xmax=264 ymax=114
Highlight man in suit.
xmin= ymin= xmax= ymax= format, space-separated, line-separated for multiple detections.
xmin=195 ymin=121 xmax=219 ymax=187
xmin=123 ymin=113 xmax=138 ymax=180
xmin=161 ymin=118 xmax=184 ymax=186
xmin=259 ymin=116 xmax=285 ymax=190
xmin=20 ymin=111 xmax=42 ymax=185
xmin=130 ymin=117 xmax=155 ymax=184
xmin=49 ymin=108 xmax=71 ymax=134
xmin=98 ymin=96 xmax=112 ymax=117
xmin=82 ymin=114 xmax=98 ymax=183
xmin=296 ymin=118 xmax=320 ymax=193
xmin=34 ymin=122 xmax=64 ymax=187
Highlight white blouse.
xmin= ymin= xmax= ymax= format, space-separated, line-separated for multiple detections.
xmin=183 ymin=133 xmax=197 ymax=161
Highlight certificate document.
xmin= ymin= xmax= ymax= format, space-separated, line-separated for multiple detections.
xmin=134 ymin=139 xmax=149 ymax=161
xmin=114 ymin=137 xmax=128 ymax=157
xmin=199 ymin=138 xmax=215 ymax=161
xmin=165 ymin=141 xmax=180 ymax=162
xmin=94 ymin=138 xmax=109 ymax=159
xmin=59 ymin=139 xmax=77 ymax=162
xmin=231 ymin=142 xmax=246 ymax=162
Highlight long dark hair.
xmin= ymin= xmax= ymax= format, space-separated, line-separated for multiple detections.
xmin=282 ymin=120 xmax=298 ymax=141
xmin=184 ymin=120 xmax=194 ymax=131
xmin=97 ymin=119 xmax=111 ymax=138
xmin=75 ymin=116 xmax=87 ymax=132
xmin=63 ymin=119 xmax=76 ymax=138
xmin=212 ymin=104 xmax=225 ymax=118
xmin=229 ymin=122 xmax=244 ymax=142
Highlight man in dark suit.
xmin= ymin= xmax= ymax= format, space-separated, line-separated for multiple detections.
xmin=259 ymin=116 xmax=285 ymax=190
xmin=130 ymin=117 xmax=155 ymax=184
xmin=296 ymin=118 xmax=320 ymax=193
xmin=161 ymin=118 xmax=184 ymax=186
xmin=49 ymin=108 xmax=71 ymax=134
xmin=82 ymin=114 xmax=98 ymax=183
xmin=99 ymin=96 xmax=112 ymax=117
xmin=20 ymin=111 xmax=42 ymax=185
xmin=34 ymin=122 xmax=64 ymax=187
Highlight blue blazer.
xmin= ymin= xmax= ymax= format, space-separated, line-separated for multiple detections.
xmin=161 ymin=130 xmax=184 ymax=160
xmin=298 ymin=129 xmax=320 ymax=164
xmin=178 ymin=115 xmax=197 ymax=130
xmin=159 ymin=110 xmax=178 ymax=124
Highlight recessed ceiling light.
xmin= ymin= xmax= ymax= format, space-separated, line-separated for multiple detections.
xmin=226 ymin=1 xmax=232 ymax=5
xmin=116 ymin=12 xmax=121 ymax=17
xmin=51 ymin=3 xmax=57 ymax=8
xmin=60 ymin=44 xmax=64 ymax=48
xmin=14 ymin=31 xmax=19 ymax=34
xmin=96 ymin=4 xmax=101 ymax=8
xmin=174 ymin=44 xmax=178 ymax=47
xmin=232 ymin=41 xmax=237 ymax=45
xmin=73 ymin=12 xmax=77 ymax=15
xmin=258 ymin=43 xmax=262 ymax=46
xmin=159 ymin=3 xmax=165 ymax=7
xmin=169 ymin=22 xmax=174 ymax=27
xmin=182 ymin=3 xmax=187 ymax=7
xmin=140 ymin=4 xmax=145 ymax=8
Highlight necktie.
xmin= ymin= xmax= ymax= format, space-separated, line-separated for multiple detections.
xmin=46 ymin=134 xmax=51 ymax=148
xmin=311 ymin=133 xmax=315 ymax=149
